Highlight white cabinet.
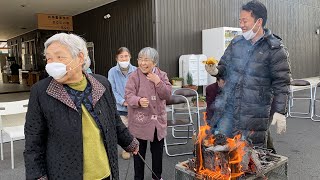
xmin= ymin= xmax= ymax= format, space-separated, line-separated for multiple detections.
xmin=179 ymin=54 xmax=208 ymax=86
xmin=202 ymin=27 xmax=242 ymax=84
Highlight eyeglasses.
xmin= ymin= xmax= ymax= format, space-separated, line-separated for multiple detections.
xmin=137 ymin=58 xmax=153 ymax=63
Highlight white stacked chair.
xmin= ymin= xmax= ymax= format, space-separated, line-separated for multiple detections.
xmin=0 ymin=99 xmax=28 ymax=169
xmin=288 ymin=79 xmax=313 ymax=119
xmin=312 ymin=82 xmax=320 ymax=121
xmin=164 ymin=94 xmax=194 ymax=157
xmin=173 ymin=88 xmax=200 ymax=134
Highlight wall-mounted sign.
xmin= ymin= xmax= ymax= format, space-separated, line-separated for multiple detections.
xmin=37 ymin=13 xmax=73 ymax=31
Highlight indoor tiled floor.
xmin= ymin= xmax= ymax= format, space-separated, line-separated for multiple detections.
xmin=0 ymin=83 xmax=30 ymax=94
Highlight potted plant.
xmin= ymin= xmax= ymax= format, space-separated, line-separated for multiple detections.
xmin=171 ymin=77 xmax=184 ymax=87
xmin=192 ymin=95 xmax=207 ymax=107
xmin=183 ymin=72 xmax=198 ymax=90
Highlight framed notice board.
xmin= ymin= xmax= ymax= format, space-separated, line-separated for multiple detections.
xmin=37 ymin=13 xmax=73 ymax=31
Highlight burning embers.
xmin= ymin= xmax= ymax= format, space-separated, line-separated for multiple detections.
xmin=192 ymin=122 xmax=246 ymax=180
xmin=187 ymin=117 xmax=282 ymax=180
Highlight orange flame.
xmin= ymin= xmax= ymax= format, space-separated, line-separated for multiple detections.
xmin=195 ymin=112 xmax=247 ymax=179
xmin=196 ymin=120 xmax=211 ymax=170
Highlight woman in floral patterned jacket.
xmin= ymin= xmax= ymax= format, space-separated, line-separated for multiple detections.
xmin=125 ymin=47 xmax=172 ymax=180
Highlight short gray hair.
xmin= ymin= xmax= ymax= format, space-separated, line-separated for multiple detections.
xmin=138 ymin=47 xmax=159 ymax=65
xmin=44 ymin=33 xmax=89 ymax=64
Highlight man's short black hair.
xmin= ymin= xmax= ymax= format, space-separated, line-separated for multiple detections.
xmin=242 ymin=0 xmax=267 ymax=27
xmin=216 ymin=74 xmax=224 ymax=81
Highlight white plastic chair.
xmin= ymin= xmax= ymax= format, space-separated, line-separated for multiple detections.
xmin=0 ymin=99 xmax=28 ymax=169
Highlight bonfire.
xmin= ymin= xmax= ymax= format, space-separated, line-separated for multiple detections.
xmin=185 ymin=113 xmax=283 ymax=180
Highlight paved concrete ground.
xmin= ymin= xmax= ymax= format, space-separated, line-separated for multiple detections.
xmin=1 ymin=90 xmax=320 ymax=180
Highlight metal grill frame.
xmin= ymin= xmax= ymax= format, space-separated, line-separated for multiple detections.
xmin=175 ymin=154 xmax=288 ymax=180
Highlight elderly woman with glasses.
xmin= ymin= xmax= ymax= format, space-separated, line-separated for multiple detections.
xmin=125 ymin=47 xmax=172 ymax=180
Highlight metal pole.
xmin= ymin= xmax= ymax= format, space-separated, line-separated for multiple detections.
xmin=137 ymin=152 xmax=160 ymax=180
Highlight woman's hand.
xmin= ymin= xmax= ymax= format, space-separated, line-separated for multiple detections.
xmin=132 ymin=146 xmax=139 ymax=155
xmin=146 ymin=73 xmax=160 ymax=85
xmin=139 ymin=97 xmax=149 ymax=108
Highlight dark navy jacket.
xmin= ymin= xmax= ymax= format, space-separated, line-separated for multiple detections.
xmin=212 ymin=29 xmax=291 ymax=147
xmin=24 ymin=73 xmax=138 ymax=180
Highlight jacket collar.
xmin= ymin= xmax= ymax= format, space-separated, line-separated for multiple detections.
xmin=46 ymin=72 xmax=106 ymax=111
xmin=232 ymin=34 xmax=244 ymax=44
xmin=87 ymin=72 xmax=106 ymax=107
xmin=115 ymin=64 xmax=135 ymax=74
xmin=232 ymin=28 xmax=283 ymax=49
xmin=263 ymin=29 xmax=283 ymax=49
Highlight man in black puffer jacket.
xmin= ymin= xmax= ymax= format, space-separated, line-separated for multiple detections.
xmin=205 ymin=0 xmax=291 ymax=149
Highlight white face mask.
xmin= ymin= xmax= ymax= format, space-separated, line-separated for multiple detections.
xmin=45 ymin=59 xmax=79 ymax=80
xmin=45 ymin=62 xmax=67 ymax=80
xmin=118 ymin=61 xmax=130 ymax=68
xmin=242 ymin=20 xmax=261 ymax=40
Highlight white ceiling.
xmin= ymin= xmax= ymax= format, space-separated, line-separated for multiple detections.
xmin=0 ymin=0 xmax=116 ymax=41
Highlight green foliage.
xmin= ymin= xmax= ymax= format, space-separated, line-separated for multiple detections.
xmin=192 ymin=95 xmax=206 ymax=102
xmin=171 ymin=77 xmax=184 ymax=81
xmin=199 ymin=95 xmax=206 ymax=102
xmin=186 ymin=72 xmax=193 ymax=85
